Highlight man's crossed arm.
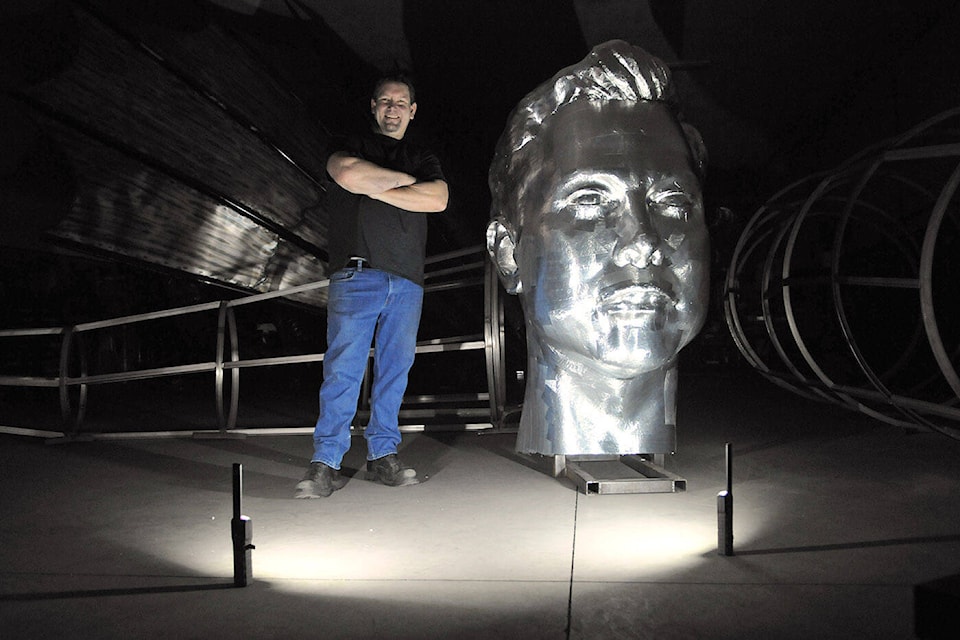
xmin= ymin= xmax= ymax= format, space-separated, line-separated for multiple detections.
xmin=327 ymin=152 xmax=448 ymax=213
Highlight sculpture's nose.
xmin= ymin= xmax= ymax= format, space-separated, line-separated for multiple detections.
xmin=613 ymin=193 xmax=663 ymax=268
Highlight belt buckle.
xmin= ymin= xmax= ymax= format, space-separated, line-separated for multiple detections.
xmin=348 ymin=256 xmax=366 ymax=271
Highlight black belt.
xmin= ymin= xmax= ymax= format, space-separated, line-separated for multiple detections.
xmin=344 ymin=257 xmax=370 ymax=270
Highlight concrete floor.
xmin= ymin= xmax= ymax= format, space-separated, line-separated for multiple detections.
xmin=2 ymin=368 xmax=959 ymax=639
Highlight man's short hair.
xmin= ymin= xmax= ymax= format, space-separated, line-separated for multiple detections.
xmin=373 ymin=73 xmax=417 ymax=103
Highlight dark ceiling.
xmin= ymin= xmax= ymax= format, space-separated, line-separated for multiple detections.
xmin=2 ymin=0 xmax=960 ymax=320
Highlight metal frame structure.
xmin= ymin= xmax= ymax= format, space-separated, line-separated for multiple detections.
xmin=724 ymin=108 xmax=960 ymax=440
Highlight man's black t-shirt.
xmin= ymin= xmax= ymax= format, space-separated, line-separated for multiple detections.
xmin=324 ymin=132 xmax=445 ymax=286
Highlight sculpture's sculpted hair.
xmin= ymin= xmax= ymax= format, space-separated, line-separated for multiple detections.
xmin=489 ymin=40 xmax=705 ymax=228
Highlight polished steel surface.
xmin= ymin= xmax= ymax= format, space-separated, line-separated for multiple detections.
xmin=487 ymin=41 xmax=709 ymax=455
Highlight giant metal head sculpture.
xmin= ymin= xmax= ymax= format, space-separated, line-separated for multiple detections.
xmin=487 ymin=40 xmax=710 ymax=455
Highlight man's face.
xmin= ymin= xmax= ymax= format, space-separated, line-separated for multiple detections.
xmin=371 ymin=81 xmax=416 ymax=140
xmin=516 ymin=100 xmax=709 ymax=377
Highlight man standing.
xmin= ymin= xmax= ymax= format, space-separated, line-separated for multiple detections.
xmin=296 ymin=74 xmax=448 ymax=498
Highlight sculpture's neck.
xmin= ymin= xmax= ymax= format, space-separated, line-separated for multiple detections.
xmin=518 ymin=340 xmax=678 ymax=454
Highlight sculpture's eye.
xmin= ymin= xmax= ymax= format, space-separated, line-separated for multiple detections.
xmin=562 ymin=188 xmax=619 ymax=221
xmin=648 ymin=190 xmax=692 ymax=222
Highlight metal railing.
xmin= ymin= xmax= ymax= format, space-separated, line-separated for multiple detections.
xmin=1 ymin=246 xmax=510 ymax=438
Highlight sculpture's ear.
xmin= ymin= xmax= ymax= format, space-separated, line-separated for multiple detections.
xmin=486 ymin=217 xmax=523 ymax=295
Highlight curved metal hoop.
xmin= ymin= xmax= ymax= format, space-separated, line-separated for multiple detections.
xmin=483 ymin=259 xmax=507 ymax=429
xmin=58 ymin=326 xmax=88 ymax=434
xmin=215 ymin=301 xmax=240 ymax=431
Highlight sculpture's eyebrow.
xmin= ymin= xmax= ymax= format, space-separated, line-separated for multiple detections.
xmin=647 ymin=180 xmax=700 ymax=208
xmin=648 ymin=187 xmax=693 ymax=204
xmin=554 ymin=172 xmax=626 ymax=198
xmin=647 ymin=177 xmax=698 ymax=196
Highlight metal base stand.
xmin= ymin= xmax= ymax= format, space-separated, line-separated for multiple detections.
xmin=558 ymin=454 xmax=687 ymax=494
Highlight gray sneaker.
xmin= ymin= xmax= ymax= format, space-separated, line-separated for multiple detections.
xmin=295 ymin=461 xmax=347 ymax=498
xmin=365 ymin=454 xmax=419 ymax=487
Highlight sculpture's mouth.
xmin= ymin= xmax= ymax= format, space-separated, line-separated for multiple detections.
xmin=598 ymin=282 xmax=674 ymax=313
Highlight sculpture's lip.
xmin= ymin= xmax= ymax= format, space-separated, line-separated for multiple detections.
xmin=598 ymin=282 xmax=674 ymax=310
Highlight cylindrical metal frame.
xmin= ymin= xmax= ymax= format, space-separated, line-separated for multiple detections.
xmin=724 ymin=108 xmax=960 ymax=439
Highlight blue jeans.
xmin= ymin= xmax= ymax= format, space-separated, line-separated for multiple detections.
xmin=311 ymin=267 xmax=423 ymax=469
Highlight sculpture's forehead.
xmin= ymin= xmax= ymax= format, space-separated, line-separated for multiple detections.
xmin=541 ymin=101 xmax=690 ymax=173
